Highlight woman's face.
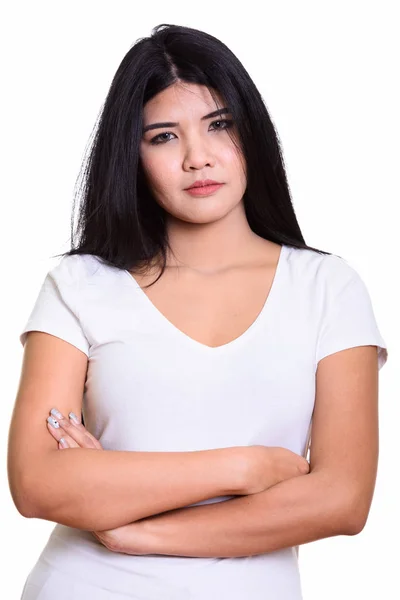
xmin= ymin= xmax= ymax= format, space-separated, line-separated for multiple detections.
xmin=139 ymin=82 xmax=247 ymax=224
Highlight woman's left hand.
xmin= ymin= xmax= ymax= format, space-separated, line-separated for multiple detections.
xmin=46 ymin=407 xmax=144 ymax=554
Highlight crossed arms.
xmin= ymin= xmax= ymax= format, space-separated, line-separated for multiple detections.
xmin=8 ymin=332 xmax=380 ymax=557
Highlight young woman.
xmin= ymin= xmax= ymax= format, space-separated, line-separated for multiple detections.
xmin=8 ymin=23 xmax=388 ymax=600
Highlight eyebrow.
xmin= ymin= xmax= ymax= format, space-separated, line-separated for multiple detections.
xmin=142 ymin=107 xmax=231 ymax=134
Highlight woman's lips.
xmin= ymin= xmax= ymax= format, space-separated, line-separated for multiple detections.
xmin=184 ymin=183 xmax=224 ymax=196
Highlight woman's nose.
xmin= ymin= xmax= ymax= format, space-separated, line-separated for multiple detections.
xmin=182 ymin=138 xmax=216 ymax=170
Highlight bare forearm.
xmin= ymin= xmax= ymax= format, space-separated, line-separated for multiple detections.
xmin=133 ymin=471 xmax=355 ymax=558
xmin=22 ymin=447 xmax=244 ymax=531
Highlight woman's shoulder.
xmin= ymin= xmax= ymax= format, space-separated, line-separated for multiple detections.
xmin=48 ymin=253 xmax=111 ymax=287
xmin=286 ymin=245 xmax=360 ymax=290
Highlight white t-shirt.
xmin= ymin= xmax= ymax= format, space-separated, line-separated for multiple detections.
xmin=19 ymin=244 xmax=388 ymax=600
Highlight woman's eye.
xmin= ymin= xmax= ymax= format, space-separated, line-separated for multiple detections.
xmin=211 ymin=119 xmax=233 ymax=131
xmin=150 ymin=132 xmax=174 ymax=144
xmin=149 ymin=119 xmax=233 ymax=145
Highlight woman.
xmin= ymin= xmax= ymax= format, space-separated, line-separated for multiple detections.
xmin=8 ymin=23 xmax=388 ymax=600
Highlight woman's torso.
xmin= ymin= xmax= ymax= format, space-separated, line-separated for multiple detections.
xmin=21 ymin=242 xmax=328 ymax=600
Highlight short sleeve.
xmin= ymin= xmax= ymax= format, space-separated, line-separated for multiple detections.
xmin=20 ymin=257 xmax=90 ymax=357
xmin=315 ymin=267 xmax=388 ymax=370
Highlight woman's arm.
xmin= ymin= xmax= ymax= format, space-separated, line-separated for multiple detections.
xmin=107 ymin=471 xmax=354 ymax=557
xmin=8 ymin=332 xmax=245 ymax=531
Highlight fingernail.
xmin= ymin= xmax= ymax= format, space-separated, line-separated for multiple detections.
xmin=69 ymin=412 xmax=80 ymax=424
xmin=59 ymin=437 xmax=68 ymax=448
xmin=50 ymin=408 xmax=63 ymax=420
xmin=47 ymin=416 xmax=60 ymax=429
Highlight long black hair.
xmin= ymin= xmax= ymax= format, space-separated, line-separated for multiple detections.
xmin=53 ymin=23 xmax=333 ymax=285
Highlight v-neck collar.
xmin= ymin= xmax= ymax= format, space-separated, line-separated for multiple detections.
xmin=123 ymin=244 xmax=287 ymax=354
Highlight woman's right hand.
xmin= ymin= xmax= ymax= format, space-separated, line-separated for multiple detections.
xmin=239 ymin=445 xmax=310 ymax=495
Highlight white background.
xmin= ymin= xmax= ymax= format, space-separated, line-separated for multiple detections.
xmin=2 ymin=1 xmax=398 ymax=598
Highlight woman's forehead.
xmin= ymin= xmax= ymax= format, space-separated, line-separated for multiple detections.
xmin=143 ymin=83 xmax=225 ymax=118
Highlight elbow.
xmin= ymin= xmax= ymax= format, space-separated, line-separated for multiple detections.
xmin=344 ymin=517 xmax=367 ymax=536
xmin=341 ymin=496 xmax=371 ymax=536
xmin=321 ymin=486 xmax=370 ymax=537
xmin=345 ymin=513 xmax=369 ymax=536
xmin=9 ymin=475 xmax=42 ymax=519
xmin=312 ymin=471 xmax=372 ymax=536
xmin=8 ymin=461 xmax=55 ymax=519
xmin=8 ymin=452 xmax=48 ymax=519
xmin=8 ymin=450 xmax=63 ymax=521
xmin=15 ymin=502 xmax=38 ymax=520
